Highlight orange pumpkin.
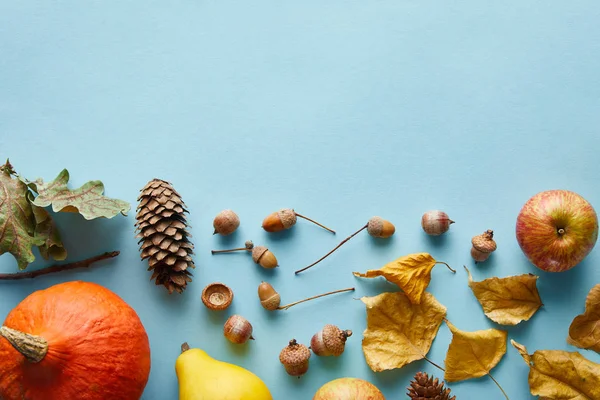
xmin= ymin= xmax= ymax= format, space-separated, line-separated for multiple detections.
xmin=0 ymin=281 xmax=151 ymax=400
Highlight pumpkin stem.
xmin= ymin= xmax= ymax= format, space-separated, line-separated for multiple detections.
xmin=0 ymin=326 xmax=48 ymax=363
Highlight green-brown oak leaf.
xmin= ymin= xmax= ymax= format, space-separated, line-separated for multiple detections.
xmin=30 ymin=169 xmax=130 ymax=220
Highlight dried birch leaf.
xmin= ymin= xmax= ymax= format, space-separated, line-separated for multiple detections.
xmin=354 ymin=253 xmax=455 ymax=304
xmin=465 ymin=266 xmax=542 ymax=325
xmin=0 ymin=164 xmax=43 ymax=269
xmin=568 ymin=284 xmax=600 ymax=352
xmin=443 ymin=320 xmax=509 ymax=400
xmin=31 ymin=169 xmax=130 ymax=220
xmin=361 ymin=291 xmax=446 ymax=372
xmin=511 ymin=339 xmax=600 ymax=399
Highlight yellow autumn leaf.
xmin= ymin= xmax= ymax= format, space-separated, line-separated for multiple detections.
xmin=568 ymin=284 xmax=600 ymax=352
xmin=465 ymin=266 xmax=542 ymax=325
xmin=361 ymin=291 xmax=446 ymax=372
xmin=353 ymin=253 xmax=455 ymax=304
xmin=444 ymin=320 xmax=509 ymax=399
xmin=511 ymin=339 xmax=600 ymax=399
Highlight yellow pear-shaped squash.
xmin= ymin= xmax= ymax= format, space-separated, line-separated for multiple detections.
xmin=176 ymin=343 xmax=273 ymax=400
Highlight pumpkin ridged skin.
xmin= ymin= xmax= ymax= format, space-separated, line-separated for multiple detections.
xmin=0 ymin=281 xmax=151 ymax=400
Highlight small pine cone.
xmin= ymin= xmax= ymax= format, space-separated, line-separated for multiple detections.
xmin=135 ymin=179 xmax=195 ymax=294
xmin=407 ymin=372 xmax=455 ymax=400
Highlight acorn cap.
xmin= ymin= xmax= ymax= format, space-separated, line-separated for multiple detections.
xmin=278 ymin=209 xmax=297 ymax=229
xmin=201 ymin=283 xmax=233 ymax=311
xmin=279 ymin=339 xmax=311 ymax=366
xmin=251 ymin=246 xmax=269 ymax=263
xmin=367 ymin=216 xmax=384 ymax=236
xmin=472 ymin=230 xmax=497 ymax=253
xmin=322 ymin=324 xmax=352 ymax=356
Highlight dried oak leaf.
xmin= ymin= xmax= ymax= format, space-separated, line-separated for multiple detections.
xmin=444 ymin=320 xmax=508 ymax=398
xmin=30 ymin=169 xmax=130 ymax=220
xmin=568 ymin=284 xmax=600 ymax=353
xmin=361 ymin=291 xmax=446 ymax=372
xmin=30 ymin=197 xmax=67 ymax=261
xmin=465 ymin=266 xmax=542 ymax=325
xmin=354 ymin=253 xmax=455 ymax=304
xmin=0 ymin=166 xmax=43 ymax=269
xmin=512 ymin=339 xmax=600 ymax=399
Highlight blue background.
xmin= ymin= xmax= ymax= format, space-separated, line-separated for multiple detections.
xmin=1 ymin=2 xmax=600 ymax=399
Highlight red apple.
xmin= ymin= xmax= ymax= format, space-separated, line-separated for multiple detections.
xmin=516 ymin=190 xmax=598 ymax=272
xmin=313 ymin=377 xmax=384 ymax=400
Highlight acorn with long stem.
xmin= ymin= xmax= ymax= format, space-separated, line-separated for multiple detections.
xmin=258 ymin=282 xmax=354 ymax=311
xmin=211 ymin=240 xmax=278 ymax=269
xmin=295 ymin=216 xmax=395 ymax=274
xmin=262 ymin=208 xmax=335 ymax=234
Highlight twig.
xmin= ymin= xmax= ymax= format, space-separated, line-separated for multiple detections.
xmin=0 ymin=251 xmax=120 ymax=280
xmin=295 ymin=213 xmax=336 ymax=234
xmin=278 ymin=287 xmax=355 ymax=310
xmin=295 ymin=224 xmax=368 ymax=274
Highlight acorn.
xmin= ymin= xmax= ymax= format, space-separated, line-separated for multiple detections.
xmin=258 ymin=281 xmax=281 ymax=310
xmin=471 ymin=230 xmax=497 ymax=263
xmin=296 ymin=216 xmax=395 ymax=274
xmin=251 ymin=245 xmax=278 ymax=269
xmin=223 ymin=315 xmax=254 ymax=344
xmin=212 ymin=240 xmax=278 ymax=269
xmin=279 ymin=339 xmax=311 ymax=377
xmin=421 ymin=210 xmax=454 ymax=236
xmin=201 ymin=283 xmax=233 ymax=311
xmin=262 ymin=208 xmax=335 ymax=234
xmin=310 ymin=324 xmax=352 ymax=356
xmin=366 ymin=216 xmax=396 ymax=238
xmin=213 ymin=209 xmax=240 ymax=236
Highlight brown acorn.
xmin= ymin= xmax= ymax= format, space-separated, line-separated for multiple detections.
xmin=223 ymin=315 xmax=254 ymax=344
xmin=258 ymin=282 xmax=281 ymax=310
xmin=213 ymin=209 xmax=240 ymax=236
xmin=212 ymin=240 xmax=278 ymax=269
xmin=471 ymin=229 xmax=497 ymax=262
xmin=279 ymin=339 xmax=311 ymax=377
xmin=262 ymin=208 xmax=335 ymax=233
xmin=295 ymin=216 xmax=395 ymax=274
xmin=251 ymin=246 xmax=278 ymax=269
xmin=421 ymin=210 xmax=455 ymax=236
xmin=366 ymin=216 xmax=396 ymax=238
xmin=310 ymin=325 xmax=352 ymax=356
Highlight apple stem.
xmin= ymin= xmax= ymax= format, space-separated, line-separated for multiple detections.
xmin=435 ymin=261 xmax=456 ymax=273
xmin=557 ymin=228 xmax=566 ymax=235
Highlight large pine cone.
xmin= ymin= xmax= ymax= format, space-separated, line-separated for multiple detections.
xmin=135 ymin=179 xmax=195 ymax=294
xmin=407 ymin=372 xmax=455 ymax=400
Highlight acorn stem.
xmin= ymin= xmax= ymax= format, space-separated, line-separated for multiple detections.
xmin=295 ymin=224 xmax=368 ymax=274
xmin=0 ymin=326 xmax=48 ymax=363
xmin=487 ymin=372 xmax=509 ymax=400
xmin=435 ymin=261 xmax=456 ymax=273
xmin=0 ymin=251 xmax=119 ymax=280
xmin=278 ymin=287 xmax=355 ymax=310
xmin=211 ymin=248 xmax=248 ymax=254
xmin=295 ymin=213 xmax=336 ymax=234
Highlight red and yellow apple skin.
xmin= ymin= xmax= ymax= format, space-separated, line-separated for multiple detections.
xmin=313 ymin=378 xmax=385 ymax=400
xmin=516 ymin=190 xmax=598 ymax=272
